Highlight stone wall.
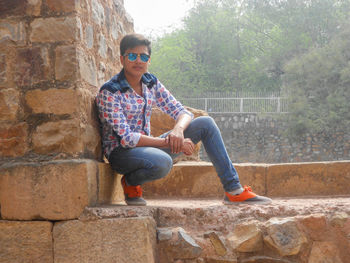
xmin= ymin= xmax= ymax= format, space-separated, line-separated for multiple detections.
xmin=205 ymin=113 xmax=350 ymax=163
xmin=0 ymin=0 xmax=132 ymax=219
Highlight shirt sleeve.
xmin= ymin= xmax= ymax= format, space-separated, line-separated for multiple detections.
xmin=153 ymin=80 xmax=194 ymax=120
xmin=96 ymin=90 xmax=141 ymax=148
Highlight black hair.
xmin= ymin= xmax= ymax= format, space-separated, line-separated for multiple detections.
xmin=120 ymin=34 xmax=151 ymax=56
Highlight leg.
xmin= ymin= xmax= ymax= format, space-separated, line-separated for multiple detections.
xmin=108 ymin=146 xmax=173 ymax=186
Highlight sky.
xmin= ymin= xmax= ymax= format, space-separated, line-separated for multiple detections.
xmin=124 ymin=0 xmax=195 ymax=37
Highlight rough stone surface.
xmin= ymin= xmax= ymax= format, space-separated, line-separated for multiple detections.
xmin=240 ymin=256 xmax=293 ymax=263
xmin=30 ymin=17 xmax=77 ymax=43
xmin=53 ymin=217 xmax=157 ymax=263
xmin=78 ymin=50 xmax=97 ymax=86
xmin=0 ymin=19 xmax=26 ymax=43
xmin=204 ymin=232 xmax=227 ymax=256
xmin=0 ymin=0 xmax=41 ymax=17
xmin=228 ymin=221 xmax=263 ymax=252
xmin=32 ymin=119 xmax=83 ymax=155
xmin=266 ymin=162 xmax=350 ymax=197
xmin=0 ymin=159 xmax=98 ymax=220
xmin=0 ymin=220 xmax=53 ymax=263
xmin=158 ymin=227 xmax=202 ymax=262
xmin=308 ymin=241 xmax=342 ymax=263
xmin=25 ymin=88 xmax=78 ymax=114
xmin=299 ymin=214 xmax=328 ymax=241
xmin=46 ymin=0 xmax=76 ymax=13
xmin=264 ymin=218 xmax=308 ymax=256
xmin=14 ymin=46 xmax=50 ymax=86
xmin=55 ymin=45 xmax=77 ymax=81
xmin=0 ymin=88 xmax=20 ymax=121
xmin=0 ymin=122 xmax=28 ymax=157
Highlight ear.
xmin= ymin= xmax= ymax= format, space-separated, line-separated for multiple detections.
xmin=120 ymin=55 xmax=124 ymax=65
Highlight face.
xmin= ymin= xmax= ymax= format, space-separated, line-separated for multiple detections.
xmin=120 ymin=45 xmax=150 ymax=80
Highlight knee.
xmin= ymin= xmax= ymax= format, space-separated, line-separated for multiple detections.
xmin=194 ymin=116 xmax=217 ymax=129
xmin=152 ymin=153 xmax=173 ymax=179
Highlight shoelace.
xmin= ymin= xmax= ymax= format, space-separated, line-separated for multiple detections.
xmin=129 ymin=185 xmax=142 ymax=197
xmin=243 ymin=185 xmax=252 ymax=192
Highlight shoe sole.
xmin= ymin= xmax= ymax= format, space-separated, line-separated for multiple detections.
xmin=223 ymin=199 xmax=272 ymax=205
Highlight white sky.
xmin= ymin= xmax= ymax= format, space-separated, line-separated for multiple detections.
xmin=124 ymin=0 xmax=195 ymax=37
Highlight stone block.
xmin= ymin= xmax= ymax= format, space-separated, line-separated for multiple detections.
xmin=14 ymin=46 xmax=50 ymax=86
xmin=30 ymin=17 xmax=77 ymax=43
xmin=55 ymin=45 xmax=77 ymax=81
xmin=0 ymin=20 xmax=26 ymax=44
xmin=308 ymin=241 xmax=342 ymax=263
xmin=0 ymin=122 xmax=28 ymax=157
xmin=47 ymin=0 xmax=76 ymax=13
xmin=0 ymin=54 xmax=5 ymax=85
xmin=228 ymin=221 xmax=263 ymax=253
xmin=266 ymin=161 xmax=350 ymax=197
xmin=0 ymin=88 xmax=20 ymax=121
xmin=32 ymin=119 xmax=83 ymax=155
xmin=143 ymin=162 xmax=266 ymax=198
xmin=0 ymin=221 xmax=53 ymax=263
xmin=0 ymin=0 xmax=41 ymax=17
xmin=53 ymin=217 xmax=157 ymax=263
xmin=264 ymin=217 xmax=307 ymax=256
xmin=0 ymin=159 xmax=98 ymax=220
xmin=78 ymin=49 xmax=97 ymax=86
xmin=25 ymin=88 xmax=78 ymax=114
xmin=97 ymin=162 xmax=124 ymax=204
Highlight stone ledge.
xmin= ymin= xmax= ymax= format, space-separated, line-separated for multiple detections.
xmin=0 ymin=159 xmax=116 ymax=221
xmin=143 ymin=160 xmax=350 ymax=198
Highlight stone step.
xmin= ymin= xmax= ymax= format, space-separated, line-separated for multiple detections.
xmin=80 ymin=196 xmax=350 ymax=263
xmin=142 ymin=160 xmax=350 ymax=199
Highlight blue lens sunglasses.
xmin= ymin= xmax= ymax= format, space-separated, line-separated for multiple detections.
xmin=124 ymin=52 xmax=150 ymax=63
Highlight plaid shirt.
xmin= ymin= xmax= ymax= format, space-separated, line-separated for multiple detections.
xmin=96 ymin=69 xmax=193 ymax=158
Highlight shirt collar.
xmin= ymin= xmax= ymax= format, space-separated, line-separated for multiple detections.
xmin=115 ymin=69 xmax=156 ymax=92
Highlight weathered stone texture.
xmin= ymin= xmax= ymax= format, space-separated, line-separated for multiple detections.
xmin=30 ymin=17 xmax=77 ymax=43
xmin=0 ymin=221 xmax=53 ymax=263
xmin=0 ymin=160 xmax=98 ymax=220
xmin=55 ymin=45 xmax=77 ymax=81
xmin=228 ymin=221 xmax=263 ymax=253
xmin=53 ymin=217 xmax=157 ymax=263
xmin=266 ymin=162 xmax=350 ymax=197
xmin=0 ymin=53 xmax=6 ymax=84
xmin=0 ymin=122 xmax=28 ymax=157
xmin=0 ymin=0 xmax=42 ymax=17
xmin=14 ymin=46 xmax=50 ymax=86
xmin=0 ymin=20 xmax=26 ymax=44
xmin=46 ymin=0 xmax=76 ymax=13
xmin=78 ymin=49 xmax=97 ymax=86
xmin=308 ymin=241 xmax=342 ymax=263
xmin=264 ymin=218 xmax=307 ymax=256
xmin=0 ymin=88 xmax=20 ymax=121
xmin=25 ymin=88 xmax=78 ymax=114
xmin=205 ymin=232 xmax=227 ymax=256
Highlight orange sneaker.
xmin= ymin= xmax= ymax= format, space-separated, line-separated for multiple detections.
xmin=121 ymin=176 xmax=147 ymax=206
xmin=224 ymin=186 xmax=272 ymax=205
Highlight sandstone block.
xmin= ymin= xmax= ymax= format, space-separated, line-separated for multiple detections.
xmin=0 ymin=159 xmax=98 ymax=220
xmin=0 ymin=220 xmax=53 ymax=263
xmin=0 ymin=20 xmax=26 ymax=44
xmin=266 ymin=161 xmax=350 ymax=197
xmin=240 ymin=256 xmax=293 ymax=263
xmin=0 ymin=122 xmax=28 ymax=157
xmin=53 ymin=217 xmax=157 ymax=263
xmin=204 ymin=232 xmax=227 ymax=256
xmin=235 ymin=163 xmax=267 ymax=195
xmin=14 ymin=46 xmax=50 ymax=86
xmin=228 ymin=221 xmax=263 ymax=252
xmin=308 ymin=241 xmax=342 ymax=263
xmin=264 ymin=217 xmax=307 ymax=256
xmin=25 ymin=88 xmax=78 ymax=114
xmin=158 ymin=227 xmax=202 ymax=261
xmin=55 ymin=45 xmax=77 ymax=81
xmin=32 ymin=119 xmax=83 ymax=155
xmin=78 ymin=49 xmax=97 ymax=86
xmin=47 ymin=0 xmax=76 ymax=13
xmin=299 ymin=214 xmax=328 ymax=241
xmin=30 ymin=17 xmax=77 ymax=43
xmin=0 ymin=88 xmax=20 ymax=121
xmin=206 ymin=258 xmax=237 ymax=263
xmin=0 ymin=0 xmax=41 ymax=17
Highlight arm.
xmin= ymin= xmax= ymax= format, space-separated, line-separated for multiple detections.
xmin=166 ymin=113 xmax=192 ymax=153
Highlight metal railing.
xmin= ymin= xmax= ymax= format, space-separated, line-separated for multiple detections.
xmin=178 ymin=97 xmax=289 ymax=113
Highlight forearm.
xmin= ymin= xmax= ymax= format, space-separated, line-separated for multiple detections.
xmin=136 ymin=135 xmax=169 ymax=148
xmin=173 ymin=113 xmax=192 ymax=132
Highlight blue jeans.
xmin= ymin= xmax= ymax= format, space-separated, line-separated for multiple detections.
xmin=108 ymin=116 xmax=242 ymax=192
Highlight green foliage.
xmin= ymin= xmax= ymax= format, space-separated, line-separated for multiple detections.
xmin=283 ymin=24 xmax=350 ymax=134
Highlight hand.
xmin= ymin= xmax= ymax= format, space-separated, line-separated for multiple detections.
xmin=165 ymin=127 xmax=184 ymax=153
xmin=181 ymin=138 xmax=195 ymax=156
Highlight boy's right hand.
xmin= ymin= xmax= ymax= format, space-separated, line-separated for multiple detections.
xmin=181 ymin=138 xmax=195 ymax=155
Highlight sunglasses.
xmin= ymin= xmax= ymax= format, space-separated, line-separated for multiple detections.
xmin=124 ymin=52 xmax=150 ymax=63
